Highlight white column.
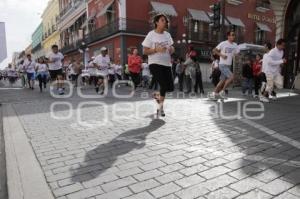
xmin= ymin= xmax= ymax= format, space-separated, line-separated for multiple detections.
xmin=118 ymin=0 xmax=126 ymax=30
xmin=270 ymin=0 xmax=289 ymax=41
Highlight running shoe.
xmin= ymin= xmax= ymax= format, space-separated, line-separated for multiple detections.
xmin=219 ymin=90 xmax=228 ymax=99
xmin=259 ymin=96 xmax=270 ymax=103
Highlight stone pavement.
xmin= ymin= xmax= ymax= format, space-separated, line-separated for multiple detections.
xmin=1 ymin=83 xmax=300 ymax=199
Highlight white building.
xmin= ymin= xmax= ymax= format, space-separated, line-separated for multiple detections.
xmin=0 ymin=22 xmax=7 ymax=64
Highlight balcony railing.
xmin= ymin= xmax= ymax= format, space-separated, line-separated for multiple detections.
xmin=61 ymin=18 xmax=160 ymax=54
xmin=256 ymin=0 xmax=271 ymax=12
xmin=59 ymin=0 xmax=83 ymax=19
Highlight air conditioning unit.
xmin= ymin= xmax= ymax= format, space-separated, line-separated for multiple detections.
xmin=227 ymin=0 xmax=243 ymax=6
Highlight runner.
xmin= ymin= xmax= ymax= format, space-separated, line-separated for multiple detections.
xmin=210 ymin=54 xmax=221 ymax=87
xmin=35 ymin=57 xmax=48 ymax=92
xmin=46 ymin=45 xmax=65 ymax=95
xmin=265 ymin=39 xmax=287 ymax=100
xmin=128 ymin=47 xmax=142 ymax=89
xmin=209 ymin=31 xmax=240 ymax=100
xmin=68 ymin=59 xmax=81 ymax=88
xmin=18 ymin=60 xmax=27 ymax=88
xmin=141 ymin=57 xmax=151 ymax=89
xmin=23 ymin=54 xmax=36 ymax=90
xmin=93 ymin=47 xmax=110 ymax=94
xmin=252 ymin=54 xmax=263 ymax=98
xmin=142 ymin=14 xmax=175 ymax=117
xmin=7 ymin=64 xmax=18 ymax=86
xmin=260 ymin=42 xmax=272 ymax=102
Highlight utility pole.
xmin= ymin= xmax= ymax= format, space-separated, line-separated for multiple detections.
xmin=220 ymin=0 xmax=226 ymax=42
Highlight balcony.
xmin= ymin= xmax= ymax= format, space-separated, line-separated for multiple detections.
xmin=227 ymin=0 xmax=243 ymax=6
xmin=256 ymin=0 xmax=271 ymax=12
xmin=58 ymin=0 xmax=86 ymax=30
xmin=61 ymin=18 xmax=176 ymax=54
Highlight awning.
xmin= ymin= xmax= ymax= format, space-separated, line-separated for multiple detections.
xmin=226 ymin=16 xmax=245 ymax=27
xmin=96 ymin=0 xmax=114 ymax=18
xmin=256 ymin=22 xmax=271 ymax=32
xmin=150 ymin=1 xmax=178 ymax=17
xmin=188 ymin=9 xmax=210 ymax=23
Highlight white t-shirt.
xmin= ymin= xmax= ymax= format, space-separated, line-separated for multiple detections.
xmin=265 ymin=47 xmax=284 ymax=75
xmin=142 ymin=30 xmax=174 ymax=67
xmin=212 ymin=60 xmax=219 ymax=69
xmin=114 ymin=64 xmax=123 ymax=75
xmin=23 ymin=59 xmax=36 ymax=73
xmin=47 ymin=52 xmax=64 ymax=70
xmin=7 ymin=68 xmax=17 ymax=77
xmin=36 ymin=63 xmax=48 ymax=73
xmin=108 ymin=64 xmax=115 ymax=75
xmin=262 ymin=53 xmax=269 ymax=73
xmin=216 ymin=40 xmax=240 ymax=66
xmin=142 ymin=63 xmax=150 ymax=77
xmin=93 ymin=54 xmax=110 ymax=76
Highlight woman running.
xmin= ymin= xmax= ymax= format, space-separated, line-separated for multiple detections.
xmin=35 ymin=57 xmax=48 ymax=92
xmin=142 ymin=14 xmax=175 ymax=117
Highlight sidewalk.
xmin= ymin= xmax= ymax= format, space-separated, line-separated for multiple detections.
xmin=2 ymin=84 xmax=300 ymax=199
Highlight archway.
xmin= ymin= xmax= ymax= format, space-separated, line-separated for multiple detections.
xmin=284 ymin=0 xmax=300 ymax=88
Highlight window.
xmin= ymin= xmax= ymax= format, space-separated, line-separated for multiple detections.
xmin=194 ymin=21 xmax=198 ymax=33
xmin=255 ymin=30 xmax=266 ymax=44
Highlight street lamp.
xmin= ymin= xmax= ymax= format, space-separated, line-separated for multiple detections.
xmin=78 ymin=29 xmax=89 ymax=67
xmin=176 ymin=33 xmax=192 ymax=57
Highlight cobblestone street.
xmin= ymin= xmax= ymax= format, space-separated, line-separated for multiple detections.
xmin=1 ymin=85 xmax=300 ymax=199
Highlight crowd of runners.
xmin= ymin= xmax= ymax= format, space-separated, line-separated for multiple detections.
xmin=0 ymin=14 xmax=287 ymax=116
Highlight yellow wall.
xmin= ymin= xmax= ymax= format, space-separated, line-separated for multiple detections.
xmin=42 ymin=0 xmax=60 ymax=54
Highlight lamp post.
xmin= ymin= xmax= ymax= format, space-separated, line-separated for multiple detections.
xmin=78 ymin=29 xmax=89 ymax=67
xmin=177 ymin=33 xmax=192 ymax=57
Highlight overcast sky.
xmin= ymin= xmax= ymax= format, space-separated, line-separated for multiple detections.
xmin=0 ymin=0 xmax=49 ymax=69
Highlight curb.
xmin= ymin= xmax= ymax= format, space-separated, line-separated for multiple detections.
xmin=3 ymin=104 xmax=54 ymax=199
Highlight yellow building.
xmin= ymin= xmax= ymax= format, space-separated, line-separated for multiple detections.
xmin=41 ymin=0 xmax=60 ymax=54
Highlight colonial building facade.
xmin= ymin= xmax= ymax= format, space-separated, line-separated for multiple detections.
xmin=42 ymin=0 xmax=61 ymax=54
xmin=270 ymin=0 xmax=300 ymax=88
xmin=59 ymin=0 xmax=275 ymax=82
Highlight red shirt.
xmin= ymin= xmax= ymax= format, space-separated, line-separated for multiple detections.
xmin=128 ymin=55 xmax=142 ymax=74
xmin=252 ymin=61 xmax=262 ymax=76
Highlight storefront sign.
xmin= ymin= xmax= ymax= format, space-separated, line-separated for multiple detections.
xmin=248 ymin=13 xmax=276 ymax=24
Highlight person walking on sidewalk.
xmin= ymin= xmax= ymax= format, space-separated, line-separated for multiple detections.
xmin=209 ymin=31 xmax=240 ymax=100
xmin=35 ymin=57 xmax=48 ymax=92
xmin=265 ymin=39 xmax=287 ymax=100
xmin=142 ymin=14 xmax=175 ymax=117
xmin=241 ymin=58 xmax=253 ymax=96
xmin=23 ymin=54 xmax=36 ymax=90
xmin=46 ymin=45 xmax=65 ymax=95
xmin=176 ymin=58 xmax=185 ymax=92
xmin=252 ymin=54 xmax=263 ymax=98
xmin=128 ymin=47 xmax=142 ymax=89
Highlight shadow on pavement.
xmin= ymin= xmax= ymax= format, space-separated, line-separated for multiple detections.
xmin=70 ymin=119 xmax=165 ymax=182
xmin=209 ymin=97 xmax=300 ymax=186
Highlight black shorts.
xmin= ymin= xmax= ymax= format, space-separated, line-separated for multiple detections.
xmin=149 ymin=64 xmax=174 ymax=97
xmin=49 ymin=69 xmax=63 ymax=80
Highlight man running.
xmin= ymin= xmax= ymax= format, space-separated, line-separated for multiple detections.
xmin=46 ymin=45 xmax=64 ymax=95
xmin=93 ymin=47 xmax=110 ymax=94
xmin=264 ymin=39 xmax=287 ymax=100
xmin=23 ymin=54 xmax=36 ymax=90
xmin=259 ymin=42 xmax=272 ymax=102
xmin=209 ymin=31 xmax=240 ymax=100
